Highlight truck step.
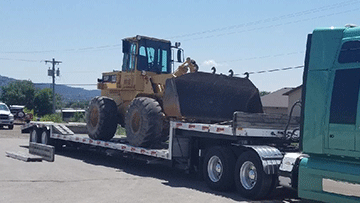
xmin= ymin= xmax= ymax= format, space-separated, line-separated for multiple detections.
xmin=52 ymin=124 xmax=74 ymax=135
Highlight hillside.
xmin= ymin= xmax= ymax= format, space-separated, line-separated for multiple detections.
xmin=0 ymin=75 xmax=100 ymax=102
xmin=0 ymin=75 xmax=16 ymax=87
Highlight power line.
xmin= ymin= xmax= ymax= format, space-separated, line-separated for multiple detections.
xmin=0 ymin=44 xmax=121 ymax=54
xmin=217 ymin=51 xmax=305 ymax=64
xmin=0 ymin=57 xmax=40 ymax=62
xmin=1 ymin=1 xmax=358 ymax=55
xmin=234 ymin=65 xmax=304 ymax=76
xmin=181 ymin=6 xmax=360 ymax=42
xmin=168 ymin=0 xmax=359 ymax=39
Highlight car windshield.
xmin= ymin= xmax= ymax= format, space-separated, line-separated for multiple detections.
xmin=0 ymin=104 xmax=9 ymax=111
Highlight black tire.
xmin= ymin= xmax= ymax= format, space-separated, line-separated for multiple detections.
xmin=203 ymin=147 xmax=236 ymax=191
xmin=86 ymin=96 xmax=118 ymax=140
xmin=40 ymin=129 xmax=52 ymax=145
xmin=16 ymin=111 xmax=25 ymax=119
xmin=265 ymin=174 xmax=278 ymax=198
xmin=8 ymin=125 xmax=14 ymax=130
xmin=125 ymin=97 xmax=163 ymax=147
xmin=235 ymin=151 xmax=273 ymax=200
xmin=29 ymin=128 xmax=40 ymax=143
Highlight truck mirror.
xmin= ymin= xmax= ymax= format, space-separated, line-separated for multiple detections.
xmin=123 ymin=40 xmax=130 ymax=53
xmin=177 ymin=49 xmax=184 ymax=63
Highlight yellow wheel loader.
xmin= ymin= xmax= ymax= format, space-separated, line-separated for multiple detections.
xmin=86 ymin=35 xmax=263 ymax=147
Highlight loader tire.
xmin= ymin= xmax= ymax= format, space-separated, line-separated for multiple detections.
xmin=125 ymin=97 xmax=163 ymax=147
xmin=86 ymin=96 xmax=118 ymax=140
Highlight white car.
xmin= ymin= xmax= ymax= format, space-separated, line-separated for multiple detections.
xmin=0 ymin=102 xmax=14 ymax=130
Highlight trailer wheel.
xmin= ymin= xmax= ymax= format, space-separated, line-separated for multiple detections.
xmin=8 ymin=125 xmax=14 ymax=130
xmin=86 ymin=96 xmax=118 ymax=140
xmin=40 ymin=129 xmax=51 ymax=145
xmin=203 ymin=147 xmax=236 ymax=191
xmin=235 ymin=151 xmax=272 ymax=199
xmin=29 ymin=128 xmax=40 ymax=143
xmin=125 ymin=97 xmax=163 ymax=147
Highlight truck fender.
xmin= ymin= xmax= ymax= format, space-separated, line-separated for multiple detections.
xmin=278 ymin=153 xmax=307 ymax=189
xmin=244 ymin=145 xmax=284 ymax=175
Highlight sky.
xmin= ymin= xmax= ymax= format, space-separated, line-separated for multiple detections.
xmin=0 ymin=0 xmax=359 ymax=92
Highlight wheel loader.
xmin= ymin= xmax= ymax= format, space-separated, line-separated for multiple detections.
xmin=86 ymin=35 xmax=263 ymax=147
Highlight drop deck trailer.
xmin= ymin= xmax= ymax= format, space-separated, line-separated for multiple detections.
xmin=21 ymin=111 xmax=302 ymax=200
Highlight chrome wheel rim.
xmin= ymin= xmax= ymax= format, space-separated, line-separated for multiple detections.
xmin=240 ymin=161 xmax=257 ymax=190
xmin=207 ymin=155 xmax=223 ymax=182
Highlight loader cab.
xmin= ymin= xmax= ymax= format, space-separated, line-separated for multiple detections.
xmin=122 ymin=36 xmax=172 ymax=74
xmin=302 ymin=26 xmax=360 ymax=158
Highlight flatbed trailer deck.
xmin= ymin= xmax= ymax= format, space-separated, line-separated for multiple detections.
xmin=21 ymin=111 xmax=300 ymax=161
xmin=21 ymin=112 xmax=301 ymax=200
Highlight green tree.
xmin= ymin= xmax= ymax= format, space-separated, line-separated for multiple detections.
xmin=260 ymin=91 xmax=271 ymax=96
xmin=34 ymin=88 xmax=53 ymax=116
xmin=0 ymin=80 xmax=36 ymax=109
xmin=66 ymin=100 xmax=89 ymax=109
xmin=33 ymin=88 xmax=63 ymax=116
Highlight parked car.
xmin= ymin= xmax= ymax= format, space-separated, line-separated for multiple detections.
xmin=0 ymin=102 xmax=14 ymax=129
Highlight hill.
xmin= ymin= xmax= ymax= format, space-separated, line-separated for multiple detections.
xmin=0 ymin=75 xmax=100 ymax=102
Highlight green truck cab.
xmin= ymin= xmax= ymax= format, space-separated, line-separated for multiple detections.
xmin=299 ymin=25 xmax=360 ymax=202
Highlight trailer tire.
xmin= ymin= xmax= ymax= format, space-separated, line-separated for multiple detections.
xmin=29 ymin=128 xmax=40 ymax=143
xmin=86 ymin=96 xmax=118 ymax=141
xmin=125 ymin=97 xmax=163 ymax=147
xmin=203 ymin=147 xmax=236 ymax=191
xmin=8 ymin=125 xmax=14 ymax=130
xmin=40 ymin=129 xmax=52 ymax=145
xmin=235 ymin=151 xmax=272 ymax=199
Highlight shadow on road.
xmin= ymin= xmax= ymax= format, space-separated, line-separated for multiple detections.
xmin=49 ymin=145 xmax=307 ymax=203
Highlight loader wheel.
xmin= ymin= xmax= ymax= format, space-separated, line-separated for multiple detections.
xmin=125 ymin=97 xmax=163 ymax=147
xmin=235 ymin=151 xmax=273 ymax=199
xmin=203 ymin=147 xmax=236 ymax=191
xmin=86 ymin=96 xmax=118 ymax=140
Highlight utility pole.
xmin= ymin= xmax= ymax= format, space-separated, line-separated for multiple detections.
xmin=44 ymin=58 xmax=62 ymax=114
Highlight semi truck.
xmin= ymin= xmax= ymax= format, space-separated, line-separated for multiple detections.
xmin=22 ymin=25 xmax=360 ymax=202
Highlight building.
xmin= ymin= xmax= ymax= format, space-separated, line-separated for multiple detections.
xmin=283 ymin=85 xmax=302 ymax=117
xmin=261 ymin=87 xmax=293 ymax=115
xmin=56 ymin=109 xmax=86 ymax=122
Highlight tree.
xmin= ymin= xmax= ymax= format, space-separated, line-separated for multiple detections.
xmin=260 ymin=91 xmax=271 ymax=96
xmin=0 ymin=80 xmax=35 ymax=109
xmin=34 ymin=88 xmax=53 ymax=116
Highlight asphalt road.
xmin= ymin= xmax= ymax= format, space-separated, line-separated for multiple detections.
xmin=0 ymin=125 xmax=308 ymax=203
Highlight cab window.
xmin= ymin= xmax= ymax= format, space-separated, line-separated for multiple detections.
xmin=338 ymin=41 xmax=360 ymax=64
xmin=329 ymin=68 xmax=360 ymax=124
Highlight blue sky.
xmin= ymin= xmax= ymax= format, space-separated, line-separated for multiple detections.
xmin=0 ymin=0 xmax=359 ymax=92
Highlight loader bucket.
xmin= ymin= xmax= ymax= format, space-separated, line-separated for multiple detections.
xmin=163 ymin=72 xmax=263 ymax=122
